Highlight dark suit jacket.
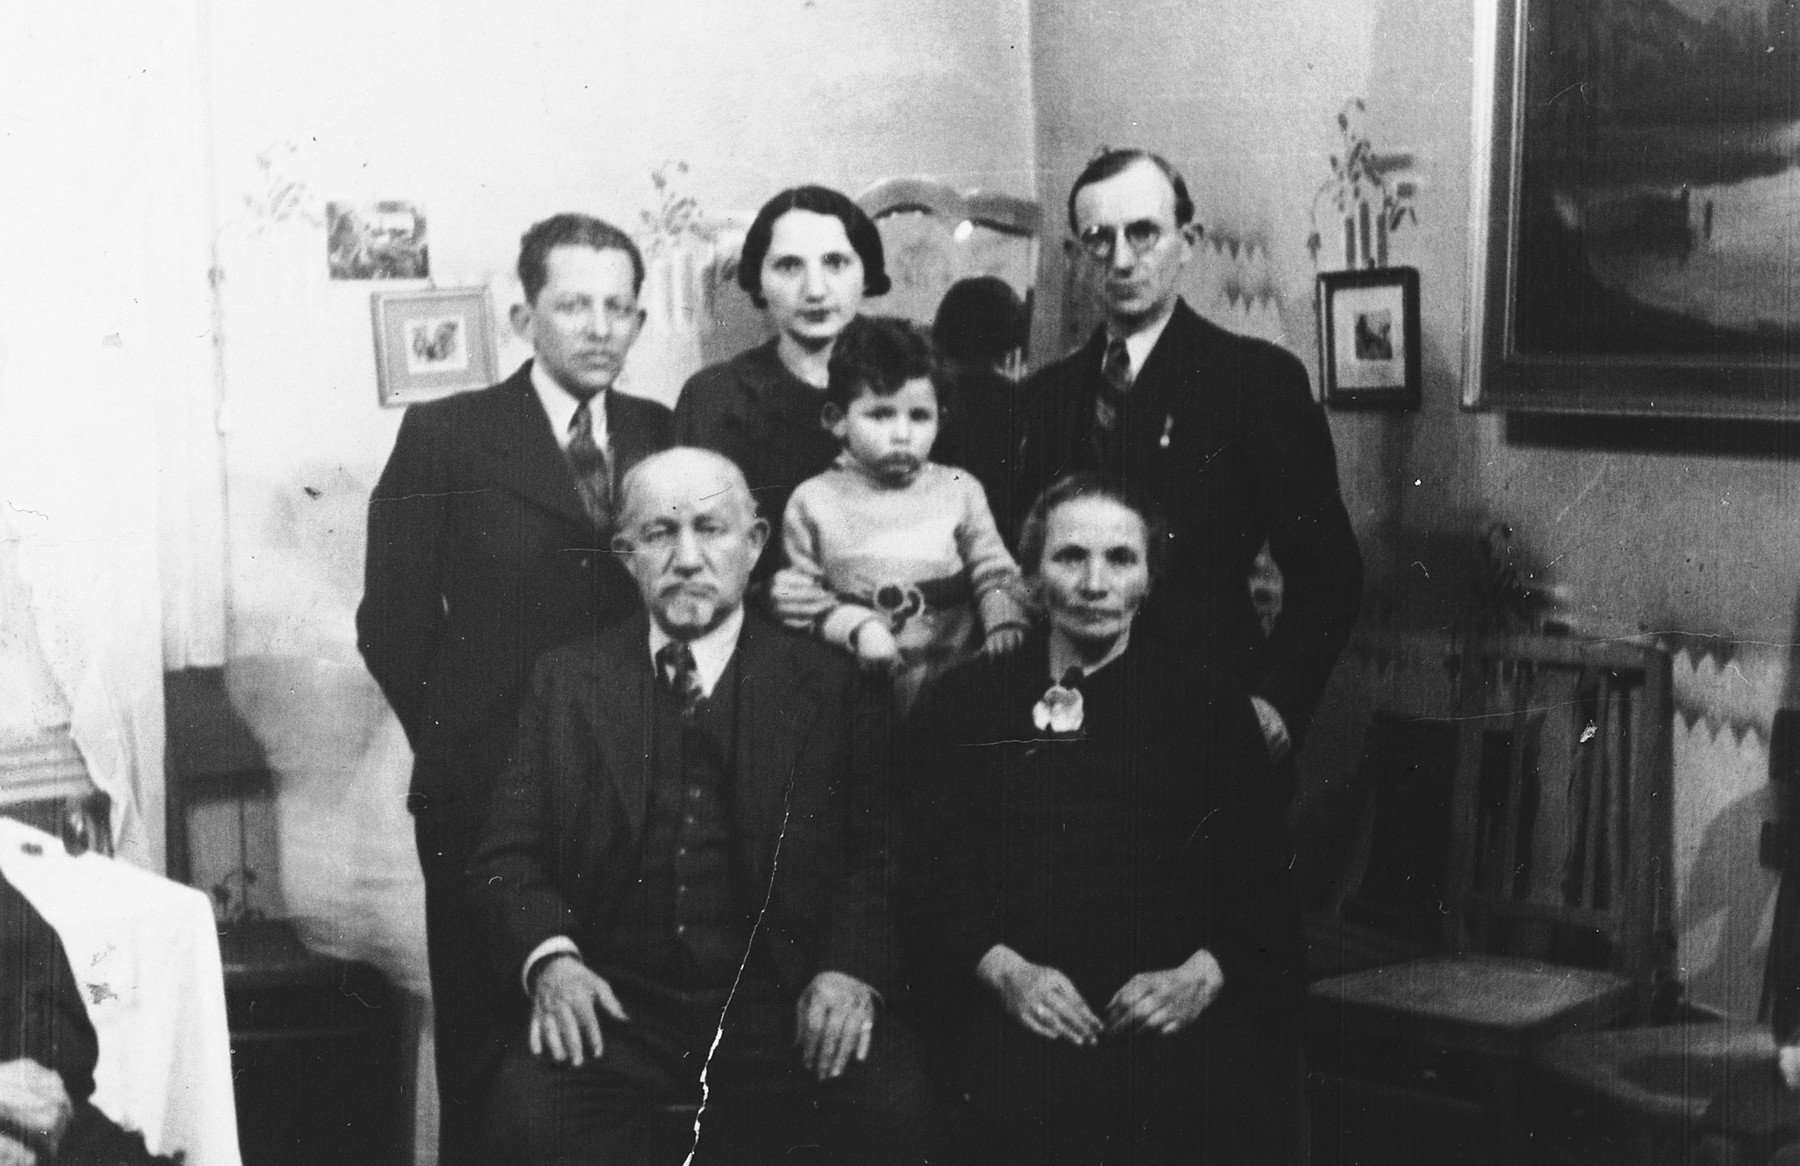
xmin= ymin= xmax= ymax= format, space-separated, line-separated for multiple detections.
xmin=1016 ymin=300 xmax=1362 ymax=747
xmin=469 ymin=613 xmax=899 ymax=1003
xmin=1 ymin=874 xmax=97 ymax=1104
xmin=357 ymin=362 xmax=673 ymax=806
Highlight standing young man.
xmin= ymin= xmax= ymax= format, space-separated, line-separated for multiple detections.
xmin=358 ymin=214 xmax=672 ymax=1163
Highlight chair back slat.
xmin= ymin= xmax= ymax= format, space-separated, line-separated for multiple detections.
xmin=1460 ymin=893 xmax=1614 ymax=932
xmin=1448 ymin=635 xmax=1675 ymax=1016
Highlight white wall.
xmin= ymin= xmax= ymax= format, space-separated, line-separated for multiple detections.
xmin=1030 ymin=0 xmax=1789 ymax=1019
xmin=206 ymin=0 xmax=1039 ymax=657
xmin=192 ymin=0 xmax=1041 ymax=956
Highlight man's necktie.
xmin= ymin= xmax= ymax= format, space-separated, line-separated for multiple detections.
xmin=567 ymin=396 xmax=612 ymax=530
xmin=656 ymin=640 xmax=705 ymax=714
xmin=1095 ymin=337 xmax=1132 ymax=434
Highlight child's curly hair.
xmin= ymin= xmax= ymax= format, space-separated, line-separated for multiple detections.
xmin=824 ymin=315 xmax=938 ymax=414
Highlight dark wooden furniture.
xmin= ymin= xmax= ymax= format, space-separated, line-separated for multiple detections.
xmin=164 ymin=667 xmax=404 ymax=1166
xmin=1307 ymin=635 xmax=1676 ymax=1165
xmin=1533 ymin=1019 xmax=1773 ymax=1166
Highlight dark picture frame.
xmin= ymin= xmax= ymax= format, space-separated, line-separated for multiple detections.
xmin=1464 ymin=0 xmax=1800 ymax=418
xmin=370 ymin=287 xmax=498 ymax=407
xmin=1318 ymin=266 xmax=1421 ymax=410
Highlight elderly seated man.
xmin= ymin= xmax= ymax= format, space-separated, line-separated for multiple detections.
xmin=470 ymin=447 xmax=932 ymax=1166
xmin=0 ymin=873 xmax=170 ymax=1166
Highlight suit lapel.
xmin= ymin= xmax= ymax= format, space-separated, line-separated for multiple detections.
xmin=731 ymin=619 xmax=815 ymax=887
xmin=609 ymin=393 xmax=662 ymax=483
xmin=475 ymin=364 xmax=593 ymax=531
xmin=588 ymin=618 xmax=656 ymax=837
xmin=1122 ymin=300 xmax=1200 ymax=454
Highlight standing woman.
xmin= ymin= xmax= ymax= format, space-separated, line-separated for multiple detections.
xmin=903 ymin=474 xmax=1308 ymax=1166
xmin=675 ymin=184 xmax=890 ymax=576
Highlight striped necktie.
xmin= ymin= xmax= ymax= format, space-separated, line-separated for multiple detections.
xmin=567 ymin=396 xmax=612 ymax=530
xmin=1095 ymin=337 xmax=1131 ymax=433
xmin=656 ymin=639 xmax=705 ymax=714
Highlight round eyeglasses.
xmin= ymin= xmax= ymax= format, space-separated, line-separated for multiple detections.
xmin=1076 ymin=219 xmax=1166 ymax=262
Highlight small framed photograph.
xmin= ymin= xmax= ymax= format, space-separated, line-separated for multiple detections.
xmin=370 ymin=287 xmax=498 ymax=407
xmin=1316 ymin=267 xmax=1421 ymax=410
xmin=328 ymin=200 xmax=429 ymax=280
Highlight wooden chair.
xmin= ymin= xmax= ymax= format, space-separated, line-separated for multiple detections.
xmin=1530 ymin=707 xmax=1800 ymax=1165
xmin=0 ymin=726 xmax=113 ymax=856
xmin=1306 ymin=634 xmax=1676 ymax=1163
xmin=855 ymin=176 xmax=1041 ymax=349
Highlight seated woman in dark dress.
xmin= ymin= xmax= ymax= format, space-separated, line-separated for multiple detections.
xmin=902 ymin=474 xmax=1307 ymax=1166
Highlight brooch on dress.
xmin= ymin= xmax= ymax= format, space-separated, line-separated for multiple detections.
xmin=1032 ymin=668 xmax=1085 ymax=734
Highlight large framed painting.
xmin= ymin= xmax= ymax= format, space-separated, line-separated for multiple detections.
xmin=1464 ymin=0 xmax=1800 ymax=417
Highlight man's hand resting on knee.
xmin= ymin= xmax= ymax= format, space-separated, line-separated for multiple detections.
xmin=796 ymin=971 xmax=877 ymax=1082
xmin=529 ymin=956 xmax=629 ymax=1068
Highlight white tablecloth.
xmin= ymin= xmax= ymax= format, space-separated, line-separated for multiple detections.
xmin=0 ymin=817 xmax=241 ymax=1166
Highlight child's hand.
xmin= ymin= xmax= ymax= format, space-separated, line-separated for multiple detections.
xmin=770 ymin=568 xmax=833 ymax=627
xmin=983 ymin=625 xmax=1026 ymax=657
xmin=851 ymin=621 xmax=900 ymax=672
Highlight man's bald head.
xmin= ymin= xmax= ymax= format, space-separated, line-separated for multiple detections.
xmin=611 ymin=447 xmax=767 ymax=639
xmin=615 ymin=447 xmax=758 ymax=534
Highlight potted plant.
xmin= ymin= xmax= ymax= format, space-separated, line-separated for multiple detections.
xmin=1307 ymin=98 xmax=1418 ymax=270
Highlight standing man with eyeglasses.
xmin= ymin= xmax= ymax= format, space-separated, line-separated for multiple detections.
xmin=358 ymin=214 xmax=673 ymax=1164
xmin=1016 ymin=149 xmax=1362 ymax=800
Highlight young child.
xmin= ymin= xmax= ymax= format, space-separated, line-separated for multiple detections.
xmin=775 ymin=315 xmax=1027 ymax=711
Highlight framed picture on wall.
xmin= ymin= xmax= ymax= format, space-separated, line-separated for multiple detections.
xmin=1464 ymin=0 xmax=1800 ymax=418
xmin=1317 ymin=267 xmax=1421 ymax=410
xmin=370 ymin=287 xmax=498 ymax=407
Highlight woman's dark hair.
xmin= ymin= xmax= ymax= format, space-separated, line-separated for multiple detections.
xmin=1016 ymin=473 xmax=1169 ymax=582
xmin=824 ymin=316 xmax=935 ymax=413
xmin=1065 ymin=147 xmax=1196 ymax=236
xmin=517 ymin=213 xmax=645 ymax=303
xmin=931 ymin=276 xmax=1026 ymax=365
xmin=737 ymin=185 xmax=891 ymax=307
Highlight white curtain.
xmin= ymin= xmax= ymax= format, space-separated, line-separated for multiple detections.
xmin=0 ymin=0 xmax=226 ymax=868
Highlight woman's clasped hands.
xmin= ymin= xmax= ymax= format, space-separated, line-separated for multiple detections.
xmin=978 ymin=944 xmax=1224 ymax=1046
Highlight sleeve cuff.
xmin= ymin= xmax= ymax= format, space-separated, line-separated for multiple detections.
xmin=522 ymin=936 xmax=582 ymax=997
xmin=820 ymin=605 xmax=883 ymax=649
xmin=977 ymin=585 xmax=1029 ymax=635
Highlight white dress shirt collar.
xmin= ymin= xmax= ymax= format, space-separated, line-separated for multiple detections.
xmin=530 ymin=360 xmax=608 ymax=452
xmin=1106 ymin=301 xmax=1177 ymax=382
xmin=648 ymin=606 xmax=745 ymax=698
